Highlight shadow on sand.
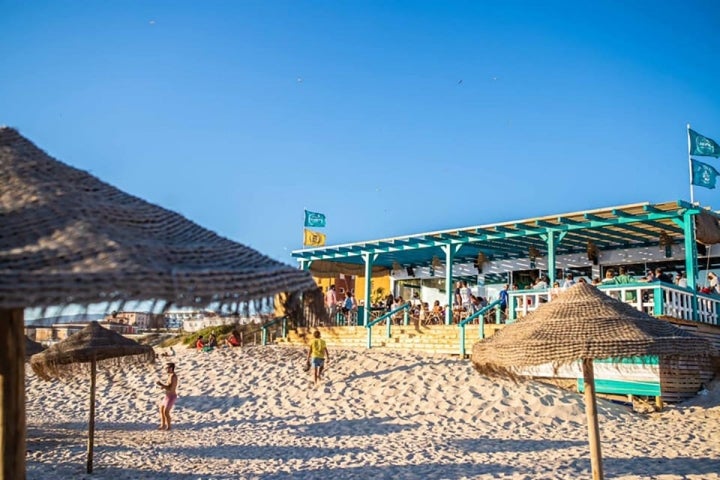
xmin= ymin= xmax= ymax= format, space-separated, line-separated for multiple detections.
xmin=449 ymin=437 xmax=586 ymax=454
xmin=256 ymin=461 xmax=520 ymax=480
xmin=166 ymin=444 xmax=363 ymax=461
xmin=345 ymin=359 xmax=450 ymax=382
xmin=294 ymin=416 xmax=417 ymax=437
xmin=176 ymin=394 xmax=255 ymax=414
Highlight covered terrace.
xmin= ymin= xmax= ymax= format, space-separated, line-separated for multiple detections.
xmin=293 ymin=200 xmax=720 ymax=326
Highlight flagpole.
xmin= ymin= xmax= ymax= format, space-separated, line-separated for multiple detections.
xmin=688 ymin=123 xmax=695 ymax=204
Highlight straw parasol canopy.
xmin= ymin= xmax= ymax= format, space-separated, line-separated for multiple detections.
xmin=471 ymin=283 xmax=716 ymax=376
xmin=471 ymin=282 xmax=717 ymax=480
xmin=29 ymin=322 xmax=155 ymax=474
xmin=0 ymin=126 xmax=321 ymax=479
xmin=30 ymin=321 xmax=154 ymax=380
xmin=0 ymin=126 xmax=318 ymax=311
xmin=24 ymin=336 xmax=44 ymax=358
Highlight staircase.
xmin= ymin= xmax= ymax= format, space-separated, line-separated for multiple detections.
xmin=277 ymin=323 xmax=505 ymax=356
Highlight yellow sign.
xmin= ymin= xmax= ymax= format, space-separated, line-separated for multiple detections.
xmin=303 ymin=229 xmax=326 ymax=247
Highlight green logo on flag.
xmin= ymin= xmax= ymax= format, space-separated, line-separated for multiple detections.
xmin=689 ymin=128 xmax=720 ymax=158
xmin=691 ymin=158 xmax=719 ymax=189
xmin=304 ymin=210 xmax=326 ymax=228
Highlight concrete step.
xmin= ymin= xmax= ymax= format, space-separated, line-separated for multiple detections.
xmin=279 ymin=325 xmax=499 ymax=356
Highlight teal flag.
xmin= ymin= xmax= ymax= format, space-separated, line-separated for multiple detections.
xmin=689 ymin=128 xmax=720 ymax=158
xmin=691 ymin=158 xmax=719 ymax=189
xmin=304 ymin=210 xmax=326 ymax=228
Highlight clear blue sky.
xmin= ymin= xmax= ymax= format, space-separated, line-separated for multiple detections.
xmin=2 ymin=0 xmax=720 ymax=265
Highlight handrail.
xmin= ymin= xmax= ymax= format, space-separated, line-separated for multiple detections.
xmin=508 ymin=282 xmax=720 ymax=326
xmin=459 ymin=300 xmax=501 ymax=357
xmin=365 ymin=304 xmax=410 ymax=349
xmin=261 ymin=316 xmax=288 ymax=345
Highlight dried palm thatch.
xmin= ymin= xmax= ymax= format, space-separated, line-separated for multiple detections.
xmin=471 ymin=282 xmax=717 ymax=480
xmin=0 ymin=127 xmax=318 ymax=311
xmin=30 ymin=321 xmax=154 ymax=380
xmin=24 ymin=336 xmax=44 ymax=358
xmin=471 ymin=283 xmax=716 ymax=379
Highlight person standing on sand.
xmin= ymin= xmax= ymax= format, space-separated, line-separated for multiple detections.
xmin=307 ymin=330 xmax=329 ymax=385
xmin=156 ymin=362 xmax=178 ymax=430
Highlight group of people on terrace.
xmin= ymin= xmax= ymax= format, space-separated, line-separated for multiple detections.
xmin=320 ymin=263 xmax=720 ymax=328
xmin=515 ymin=266 xmax=695 ymax=293
xmin=324 ymin=284 xmax=358 ymax=324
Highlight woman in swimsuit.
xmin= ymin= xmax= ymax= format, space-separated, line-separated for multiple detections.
xmin=156 ymin=362 xmax=178 ymax=430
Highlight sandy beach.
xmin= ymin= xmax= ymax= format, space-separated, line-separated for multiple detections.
xmin=25 ymin=345 xmax=720 ymax=479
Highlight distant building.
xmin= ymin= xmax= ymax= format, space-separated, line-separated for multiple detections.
xmin=105 ymin=311 xmax=160 ymax=330
xmin=163 ymin=310 xmax=213 ymax=331
xmin=29 ymin=321 xmax=134 ymax=345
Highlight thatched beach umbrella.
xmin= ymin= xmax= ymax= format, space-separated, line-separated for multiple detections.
xmin=0 ymin=127 xmax=319 ymax=479
xmin=30 ymin=322 xmax=154 ymax=473
xmin=24 ymin=337 xmax=43 ymax=359
xmin=471 ymin=283 xmax=716 ymax=480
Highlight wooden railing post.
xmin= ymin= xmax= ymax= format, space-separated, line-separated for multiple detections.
xmin=582 ymin=358 xmax=604 ymax=480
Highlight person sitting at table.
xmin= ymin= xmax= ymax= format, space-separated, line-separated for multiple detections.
xmin=655 ymin=267 xmax=673 ymax=284
xmin=707 ymin=272 xmax=720 ymax=294
xmin=602 ymin=269 xmax=616 ymax=284
xmin=642 ymin=270 xmax=655 ymax=282
xmin=613 ymin=266 xmax=636 ymax=302
xmin=431 ymin=300 xmax=444 ymax=323
xmin=469 ymin=294 xmax=482 ymax=314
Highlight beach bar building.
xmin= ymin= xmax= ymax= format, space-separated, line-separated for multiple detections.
xmin=291 ymin=200 xmax=720 ymax=401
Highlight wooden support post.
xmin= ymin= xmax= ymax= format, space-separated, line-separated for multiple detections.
xmin=655 ymin=395 xmax=664 ymax=412
xmin=87 ymin=357 xmax=96 ymax=474
xmin=582 ymin=358 xmax=604 ymax=480
xmin=0 ymin=308 xmax=26 ymax=480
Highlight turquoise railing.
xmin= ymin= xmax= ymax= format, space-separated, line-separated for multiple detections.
xmin=261 ymin=316 xmax=288 ymax=345
xmin=507 ymin=282 xmax=720 ymax=326
xmin=458 ymin=300 xmax=501 ymax=357
xmin=365 ymin=304 xmax=410 ymax=349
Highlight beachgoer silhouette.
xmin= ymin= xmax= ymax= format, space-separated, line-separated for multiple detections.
xmin=156 ymin=362 xmax=178 ymax=430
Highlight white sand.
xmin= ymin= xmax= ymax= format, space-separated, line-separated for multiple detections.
xmin=25 ymin=345 xmax=720 ymax=479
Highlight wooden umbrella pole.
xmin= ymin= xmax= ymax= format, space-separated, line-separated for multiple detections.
xmin=87 ymin=356 xmax=96 ymax=474
xmin=582 ymin=358 xmax=604 ymax=480
xmin=0 ymin=308 xmax=26 ymax=480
